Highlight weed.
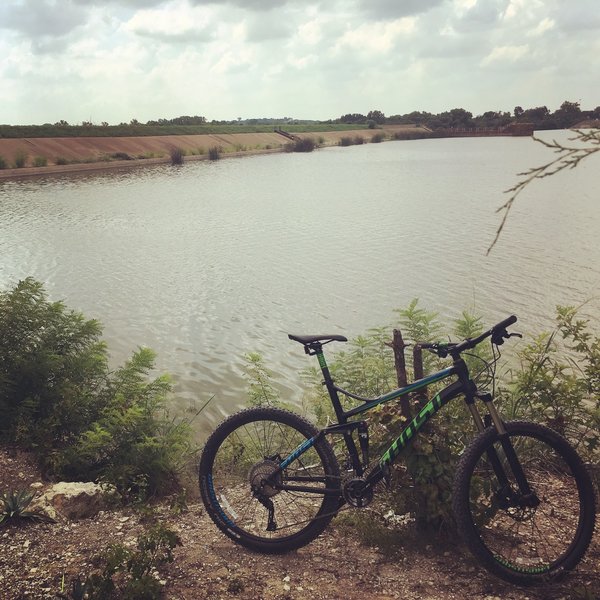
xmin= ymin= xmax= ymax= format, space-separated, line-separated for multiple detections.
xmin=170 ymin=147 xmax=184 ymax=165
xmin=55 ymin=156 xmax=69 ymax=165
xmin=32 ymin=156 xmax=47 ymax=167
xmin=208 ymin=146 xmax=221 ymax=160
xmin=371 ymin=132 xmax=385 ymax=143
xmin=284 ymin=137 xmax=316 ymax=152
xmin=353 ymin=136 xmax=365 ymax=145
xmin=60 ymin=522 xmax=181 ymax=599
xmin=339 ymin=136 xmax=353 ymax=146
xmin=0 ymin=155 xmax=7 ymax=169
xmin=13 ymin=149 xmax=28 ymax=168
xmin=227 ymin=577 xmax=245 ymax=594
xmin=111 ymin=152 xmax=133 ymax=161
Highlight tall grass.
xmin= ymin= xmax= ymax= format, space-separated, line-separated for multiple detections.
xmin=0 ymin=155 xmax=7 ymax=169
xmin=208 ymin=146 xmax=221 ymax=160
xmin=170 ymin=147 xmax=184 ymax=165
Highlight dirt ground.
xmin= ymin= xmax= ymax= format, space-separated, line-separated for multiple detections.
xmin=1 ymin=447 xmax=598 ymax=600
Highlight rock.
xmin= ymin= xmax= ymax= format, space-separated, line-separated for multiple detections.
xmin=31 ymin=482 xmax=117 ymax=521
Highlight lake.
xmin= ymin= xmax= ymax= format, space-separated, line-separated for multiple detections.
xmin=1 ymin=132 xmax=598 ymax=434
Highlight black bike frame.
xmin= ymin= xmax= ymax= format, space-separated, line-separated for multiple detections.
xmin=277 ymin=342 xmax=491 ymax=494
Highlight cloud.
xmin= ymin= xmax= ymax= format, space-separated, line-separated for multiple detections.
xmin=124 ymin=3 xmax=215 ymax=43
xmin=0 ymin=0 xmax=88 ymax=39
xmin=357 ymin=0 xmax=446 ymax=21
xmin=481 ymin=43 xmax=528 ymax=66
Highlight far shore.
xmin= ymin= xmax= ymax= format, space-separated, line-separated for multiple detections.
xmin=0 ymin=126 xmax=425 ymax=180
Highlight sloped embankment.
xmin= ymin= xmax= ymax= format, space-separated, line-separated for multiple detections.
xmin=0 ymin=125 xmax=428 ymax=179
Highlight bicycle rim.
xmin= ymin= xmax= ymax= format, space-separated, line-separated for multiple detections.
xmin=200 ymin=408 xmax=340 ymax=551
xmin=460 ymin=423 xmax=595 ymax=580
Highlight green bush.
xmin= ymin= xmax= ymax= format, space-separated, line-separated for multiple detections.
xmin=13 ymin=150 xmax=27 ymax=168
xmin=33 ymin=156 xmax=48 ymax=167
xmin=0 ymin=278 xmax=193 ymax=499
xmin=500 ymin=305 xmax=599 ymax=459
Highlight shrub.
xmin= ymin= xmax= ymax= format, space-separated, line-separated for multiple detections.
xmin=0 ymin=278 xmax=193 ymax=499
xmin=208 ymin=146 xmax=221 ymax=160
xmin=371 ymin=133 xmax=385 ymax=143
xmin=339 ymin=136 xmax=353 ymax=147
xmin=69 ymin=522 xmax=181 ymax=599
xmin=55 ymin=156 xmax=69 ymax=165
xmin=353 ymin=136 xmax=365 ymax=145
xmin=111 ymin=152 xmax=133 ymax=161
xmin=303 ymin=299 xmax=599 ymax=533
xmin=284 ymin=137 xmax=316 ymax=153
xmin=170 ymin=147 xmax=184 ymax=165
xmin=0 ymin=155 xmax=7 ymax=169
xmin=13 ymin=150 xmax=27 ymax=168
xmin=33 ymin=156 xmax=48 ymax=167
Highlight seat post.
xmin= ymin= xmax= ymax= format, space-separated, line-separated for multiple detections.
xmin=308 ymin=342 xmax=346 ymax=422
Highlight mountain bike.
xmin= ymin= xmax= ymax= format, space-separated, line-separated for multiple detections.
xmin=199 ymin=315 xmax=596 ymax=585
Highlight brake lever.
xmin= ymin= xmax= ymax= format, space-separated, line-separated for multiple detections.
xmin=507 ymin=332 xmax=523 ymax=339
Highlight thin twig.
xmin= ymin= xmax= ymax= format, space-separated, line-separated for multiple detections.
xmin=487 ymin=129 xmax=600 ymax=254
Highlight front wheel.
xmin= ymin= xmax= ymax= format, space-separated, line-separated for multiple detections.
xmin=199 ymin=407 xmax=341 ymax=553
xmin=453 ymin=421 xmax=596 ymax=585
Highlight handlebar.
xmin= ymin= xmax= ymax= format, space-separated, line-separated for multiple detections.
xmin=420 ymin=315 xmax=519 ymax=358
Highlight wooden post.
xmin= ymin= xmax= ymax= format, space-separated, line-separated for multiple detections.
xmin=386 ymin=329 xmax=411 ymax=419
xmin=412 ymin=344 xmax=428 ymax=409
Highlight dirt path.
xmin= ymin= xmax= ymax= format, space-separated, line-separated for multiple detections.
xmin=1 ymin=448 xmax=598 ymax=599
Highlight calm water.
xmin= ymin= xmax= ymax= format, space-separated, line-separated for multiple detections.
xmin=1 ymin=133 xmax=598 ymax=433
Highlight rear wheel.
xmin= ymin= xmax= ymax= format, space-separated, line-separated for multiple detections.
xmin=453 ymin=421 xmax=596 ymax=585
xmin=199 ymin=407 xmax=341 ymax=553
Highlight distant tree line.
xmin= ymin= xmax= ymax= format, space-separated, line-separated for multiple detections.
xmin=1 ymin=103 xmax=598 ymax=139
xmin=336 ymin=101 xmax=600 ymax=130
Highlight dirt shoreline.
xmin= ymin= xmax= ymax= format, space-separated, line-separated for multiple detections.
xmin=0 ymin=126 xmax=424 ymax=181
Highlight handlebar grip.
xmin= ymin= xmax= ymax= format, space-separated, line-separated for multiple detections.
xmin=495 ymin=315 xmax=517 ymax=331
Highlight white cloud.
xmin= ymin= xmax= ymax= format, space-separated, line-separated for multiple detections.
xmin=481 ymin=44 xmax=528 ymax=65
xmin=0 ymin=0 xmax=598 ymax=123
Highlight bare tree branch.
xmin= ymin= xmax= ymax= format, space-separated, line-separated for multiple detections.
xmin=487 ymin=129 xmax=600 ymax=254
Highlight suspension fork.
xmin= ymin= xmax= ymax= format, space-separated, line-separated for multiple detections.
xmin=458 ymin=355 xmax=534 ymax=501
xmin=476 ymin=392 xmax=535 ymax=502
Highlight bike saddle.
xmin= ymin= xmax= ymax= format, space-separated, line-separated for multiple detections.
xmin=288 ymin=334 xmax=348 ymax=345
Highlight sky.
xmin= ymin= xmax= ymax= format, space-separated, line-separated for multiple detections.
xmin=0 ymin=0 xmax=599 ymax=125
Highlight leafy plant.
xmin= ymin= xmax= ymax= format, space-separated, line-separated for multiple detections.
xmin=243 ymin=352 xmax=281 ymax=407
xmin=60 ymin=523 xmax=181 ymax=599
xmin=0 ymin=489 xmax=52 ymax=525
xmin=0 ymin=278 xmax=193 ymax=499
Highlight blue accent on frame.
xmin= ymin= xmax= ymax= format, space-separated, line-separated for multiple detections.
xmin=279 ymin=436 xmax=316 ymax=469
